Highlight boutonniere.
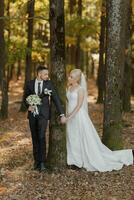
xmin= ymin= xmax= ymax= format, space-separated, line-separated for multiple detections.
xmin=44 ymin=88 xmax=52 ymax=96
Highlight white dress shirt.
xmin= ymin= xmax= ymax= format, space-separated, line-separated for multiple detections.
xmin=35 ymin=79 xmax=43 ymax=95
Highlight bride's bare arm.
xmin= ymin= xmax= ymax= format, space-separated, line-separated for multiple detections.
xmin=67 ymin=88 xmax=84 ymax=121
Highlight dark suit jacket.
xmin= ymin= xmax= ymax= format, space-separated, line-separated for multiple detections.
xmin=24 ymin=79 xmax=64 ymax=119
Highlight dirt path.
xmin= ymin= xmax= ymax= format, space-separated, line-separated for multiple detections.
xmin=0 ymin=79 xmax=134 ymax=200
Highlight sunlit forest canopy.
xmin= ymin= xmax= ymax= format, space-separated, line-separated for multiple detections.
xmin=0 ymin=0 xmax=133 ymax=75
xmin=0 ymin=0 xmax=103 ymax=74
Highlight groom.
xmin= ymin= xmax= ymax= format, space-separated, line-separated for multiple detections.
xmin=24 ymin=65 xmax=65 ymax=171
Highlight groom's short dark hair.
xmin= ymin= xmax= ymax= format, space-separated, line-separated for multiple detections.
xmin=37 ymin=65 xmax=48 ymax=74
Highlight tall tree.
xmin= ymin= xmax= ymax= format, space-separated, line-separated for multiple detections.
xmin=97 ymin=0 xmax=106 ymax=103
xmin=122 ymin=0 xmax=132 ymax=112
xmin=0 ymin=0 xmax=8 ymax=119
xmin=6 ymin=0 xmax=13 ymax=83
xmin=75 ymin=0 xmax=82 ymax=69
xmin=47 ymin=0 xmax=66 ymax=169
xmin=103 ymin=0 xmax=128 ymax=150
xmin=25 ymin=0 xmax=35 ymax=81
xmin=69 ymin=0 xmax=76 ymax=15
xmin=68 ymin=0 xmax=77 ymax=67
xmin=20 ymin=0 xmax=35 ymax=111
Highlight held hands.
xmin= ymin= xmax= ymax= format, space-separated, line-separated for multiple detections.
xmin=60 ymin=116 xmax=68 ymax=124
xmin=60 ymin=113 xmax=72 ymax=124
xmin=28 ymin=107 xmax=70 ymax=124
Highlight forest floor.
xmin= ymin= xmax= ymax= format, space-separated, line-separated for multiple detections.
xmin=0 ymin=78 xmax=134 ymax=200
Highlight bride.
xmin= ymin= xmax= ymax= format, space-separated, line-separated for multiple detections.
xmin=64 ymin=69 xmax=133 ymax=172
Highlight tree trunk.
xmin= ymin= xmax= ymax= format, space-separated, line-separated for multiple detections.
xmin=17 ymin=59 xmax=22 ymax=80
xmin=6 ymin=0 xmax=11 ymax=41
xmin=20 ymin=0 xmax=35 ymax=111
xmin=91 ymin=56 xmax=95 ymax=77
xmin=75 ymin=0 xmax=82 ymax=69
xmin=7 ymin=0 xmax=12 ymax=85
xmin=69 ymin=0 xmax=76 ymax=15
xmin=122 ymin=0 xmax=132 ymax=112
xmin=25 ymin=0 xmax=35 ymax=81
xmin=68 ymin=0 xmax=77 ymax=67
xmin=75 ymin=35 xmax=81 ymax=68
xmin=85 ymin=52 xmax=89 ymax=78
xmin=0 ymin=0 xmax=8 ymax=119
xmin=97 ymin=0 xmax=106 ymax=104
xmin=131 ymin=67 xmax=134 ymax=95
xmin=47 ymin=0 xmax=66 ymax=169
xmin=8 ymin=64 xmax=14 ymax=81
xmin=103 ymin=0 xmax=128 ymax=150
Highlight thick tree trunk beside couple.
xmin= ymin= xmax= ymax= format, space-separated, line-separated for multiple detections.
xmin=103 ymin=0 xmax=129 ymax=150
xmin=47 ymin=0 xmax=66 ymax=169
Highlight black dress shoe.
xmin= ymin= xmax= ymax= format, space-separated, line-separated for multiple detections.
xmin=39 ymin=162 xmax=47 ymax=172
xmin=33 ymin=162 xmax=40 ymax=170
xmin=68 ymin=165 xmax=81 ymax=170
xmin=132 ymin=150 xmax=134 ymax=164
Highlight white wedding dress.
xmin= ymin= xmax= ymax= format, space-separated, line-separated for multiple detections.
xmin=66 ymin=86 xmax=133 ymax=172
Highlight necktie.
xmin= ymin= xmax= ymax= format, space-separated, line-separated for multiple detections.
xmin=38 ymin=82 xmax=41 ymax=95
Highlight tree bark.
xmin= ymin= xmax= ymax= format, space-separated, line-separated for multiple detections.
xmin=0 ymin=0 xmax=8 ymax=119
xmin=7 ymin=0 xmax=13 ymax=84
xmin=103 ymin=0 xmax=128 ymax=150
xmin=68 ymin=0 xmax=77 ymax=67
xmin=8 ymin=64 xmax=14 ymax=81
xmin=97 ymin=0 xmax=106 ymax=104
xmin=75 ymin=0 xmax=82 ymax=69
xmin=47 ymin=0 xmax=66 ymax=169
xmin=17 ymin=59 xmax=22 ymax=80
xmin=20 ymin=0 xmax=35 ymax=111
xmin=131 ymin=67 xmax=134 ymax=95
xmin=122 ymin=0 xmax=132 ymax=112
xmin=25 ymin=0 xmax=35 ymax=81
xmin=69 ymin=0 xmax=76 ymax=15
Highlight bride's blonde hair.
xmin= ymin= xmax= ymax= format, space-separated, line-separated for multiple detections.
xmin=70 ymin=69 xmax=82 ymax=83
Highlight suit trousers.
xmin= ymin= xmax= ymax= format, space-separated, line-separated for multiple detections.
xmin=28 ymin=114 xmax=48 ymax=163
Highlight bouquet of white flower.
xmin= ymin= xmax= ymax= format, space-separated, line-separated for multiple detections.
xmin=26 ymin=94 xmax=42 ymax=116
